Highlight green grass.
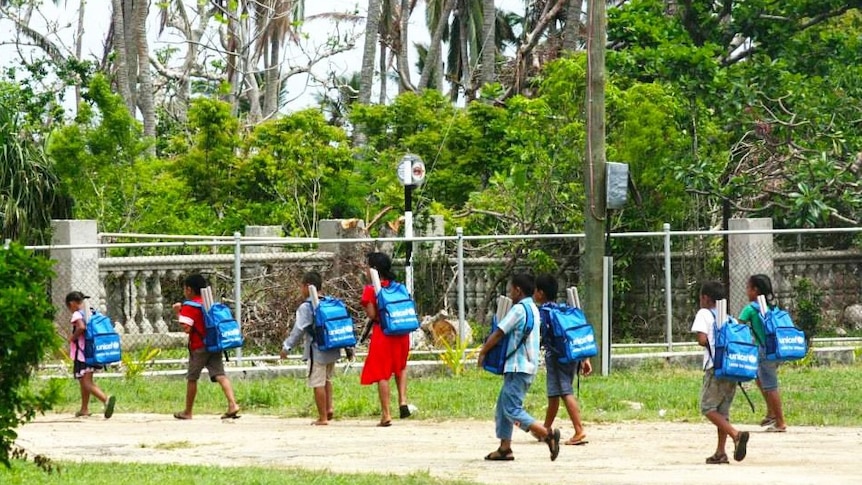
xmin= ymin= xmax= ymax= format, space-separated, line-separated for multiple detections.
xmin=35 ymin=360 xmax=862 ymax=426
xmin=0 ymin=460 xmax=478 ymax=485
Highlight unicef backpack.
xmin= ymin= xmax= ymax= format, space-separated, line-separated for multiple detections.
xmin=710 ymin=310 xmax=758 ymax=382
xmin=540 ymin=303 xmax=598 ymax=364
xmin=184 ymin=301 xmax=244 ymax=353
xmin=376 ymin=281 xmax=420 ymax=336
xmin=309 ymin=296 xmax=357 ymax=351
xmin=752 ymin=301 xmax=807 ymax=362
xmin=82 ymin=310 xmax=122 ymax=366
xmin=483 ymin=302 xmax=535 ymax=375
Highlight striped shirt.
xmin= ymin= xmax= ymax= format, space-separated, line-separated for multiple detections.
xmin=496 ymin=297 xmax=541 ymax=375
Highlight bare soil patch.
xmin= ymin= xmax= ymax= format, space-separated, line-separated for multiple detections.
xmin=16 ymin=413 xmax=862 ymax=484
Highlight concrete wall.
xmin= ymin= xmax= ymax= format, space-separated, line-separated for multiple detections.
xmin=729 ymin=218 xmax=774 ymax=315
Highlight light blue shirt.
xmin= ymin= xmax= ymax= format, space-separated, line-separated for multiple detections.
xmin=496 ymin=297 xmax=541 ymax=375
xmin=282 ymin=298 xmax=341 ymax=365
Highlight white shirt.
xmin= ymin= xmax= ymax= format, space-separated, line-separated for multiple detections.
xmin=496 ymin=297 xmax=541 ymax=375
xmin=690 ymin=308 xmax=716 ymax=370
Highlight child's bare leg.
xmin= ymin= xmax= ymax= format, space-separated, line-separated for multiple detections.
xmin=766 ymin=390 xmax=786 ymax=428
xmin=215 ymin=375 xmax=239 ymax=414
xmin=543 ymin=396 xmax=560 ymax=429
xmin=313 ymin=386 xmax=328 ymax=424
xmin=705 ymin=410 xmax=737 ymax=454
xmin=377 ymin=379 xmax=392 ymax=423
xmin=78 ymin=377 xmax=91 ymax=414
xmin=84 ymin=374 xmax=108 ymax=404
xmin=181 ymin=379 xmax=198 ymax=417
xmin=562 ymin=394 xmax=585 ymax=438
xmin=325 ymin=379 xmax=334 ymax=418
xmin=394 ymin=368 xmax=408 ymax=406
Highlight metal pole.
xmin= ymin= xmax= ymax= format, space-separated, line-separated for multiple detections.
xmin=664 ymin=223 xmax=673 ymax=352
xmin=233 ymin=231 xmax=243 ymax=365
xmin=404 ymin=184 xmax=414 ymax=295
xmin=602 ymin=255 xmax=612 ymax=376
xmin=456 ymin=227 xmax=465 ymax=345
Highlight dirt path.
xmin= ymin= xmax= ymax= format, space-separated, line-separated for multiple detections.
xmin=16 ymin=413 xmax=862 ymax=484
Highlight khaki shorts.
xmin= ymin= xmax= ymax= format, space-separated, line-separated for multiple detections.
xmin=700 ymin=368 xmax=737 ymax=417
xmin=187 ymin=349 xmax=226 ymax=382
xmin=308 ymin=361 xmax=335 ymax=388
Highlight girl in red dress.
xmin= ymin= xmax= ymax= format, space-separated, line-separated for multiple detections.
xmin=360 ymin=252 xmax=412 ymax=426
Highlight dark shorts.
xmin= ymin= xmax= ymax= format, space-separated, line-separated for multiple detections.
xmin=73 ymin=360 xmax=102 ymax=379
xmin=545 ymin=357 xmax=577 ymax=397
xmin=187 ymin=349 xmax=226 ymax=382
xmin=700 ymin=368 xmax=737 ymax=417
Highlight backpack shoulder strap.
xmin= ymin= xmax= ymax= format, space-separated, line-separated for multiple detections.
xmin=504 ymin=302 xmax=534 ymax=361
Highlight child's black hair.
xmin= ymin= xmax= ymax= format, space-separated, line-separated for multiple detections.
xmin=748 ymin=274 xmax=776 ymax=305
xmin=65 ymin=291 xmax=88 ymax=305
xmin=367 ymin=252 xmax=397 ymax=281
xmin=511 ymin=273 xmax=535 ymax=298
xmin=183 ymin=274 xmax=208 ymax=296
xmin=534 ymin=274 xmax=558 ymax=302
xmin=302 ymin=271 xmax=323 ymax=290
xmin=700 ymin=281 xmax=726 ymax=303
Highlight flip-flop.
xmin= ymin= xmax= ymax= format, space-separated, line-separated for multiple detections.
xmin=377 ymin=420 xmax=392 ymax=427
xmin=765 ymin=425 xmax=787 ymax=433
xmin=484 ymin=448 xmax=514 ymax=461
xmin=74 ymin=411 xmax=92 ymax=418
xmin=733 ymin=431 xmax=750 ymax=462
xmin=311 ymin=420 xmax=329 ymax=426
xmin=221 ymin=410 xmax=241 ymax=420
xmin=104 ymin=395 xmax=116 ymax=419
xmin=173 ymin=412 xmax=192 ymax=420
xmin=759 ymin=416 xmax=776 ymax=427
xmin=564 ymin=435 xmax=588 ymax=446
xmin=327 ymin=412 xmax=334 ymax=421
xmin=706 ymin=453 xmax=730 ymax=464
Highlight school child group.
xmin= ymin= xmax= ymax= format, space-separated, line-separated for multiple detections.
xmin=64 ymin=256 xmax=791 ymax=465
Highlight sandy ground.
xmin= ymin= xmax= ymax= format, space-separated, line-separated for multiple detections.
xmin=15 ymin=413 xmax=862 ymax=484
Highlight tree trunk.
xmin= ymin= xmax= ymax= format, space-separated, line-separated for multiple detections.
xmin=359 ymin=0 xmax=383 ymax=104
xmin=123 ymin=0 xmax=138 ymax=109
xmin=480 ymin=0 xmax=495 ymax=87
xmin=397 ymin=0 xmax=413 ymax=92
xmin=133 ymin=0 xmax=156 ymax=145
xmin=111 ymin=0 xmax=134 ymax=114
xmin=458 ymin=0 xmax=472 ymax=100
xmin=378 ymin=40 xmax=388 ymax=104
xmin=562 ymin=0 xmax=581 ymax=52
xmin=263 ymin=35 xmax=281 ymax=118
xmin=418 ymin=0 xmax=456 ymax=90
xmin=75 ymin=0 xmax=86 ymax=110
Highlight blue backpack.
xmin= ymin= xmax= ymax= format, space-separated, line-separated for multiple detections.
xmin=376 ymin=282 xmax=420 ymax=336
xmin=752 ymin=303 xmax=807 ymax=362
xmin=184 ymin=301 xmax=244 ymax=353
xmin=82 ymin=310 xmax=122 ymax=366
xmin=540 ymin=303 xmax=598 ymax=364
xmin=483 ymin=302 xmax=535 ymax=375
xmin=710 ymin=311 xmax=758 ymax=382
xmin=309 ymin=296 xmax=357 ymax=351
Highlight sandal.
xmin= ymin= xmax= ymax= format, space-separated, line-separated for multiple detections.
xmin=484 ymin=447 xmax=514 ymax=461
xmin=74 ymin=411 xmax=92 ymax=418
xmin=377 ymin=420 xmax=392 ymax=427
xmin=733 ymin=431 xmax=750 ymax=462
xmin=544 ymin=428 xmax=561 ymax=461
xmin=221 ymin=410 xmax=241 ymax=420
xmin=706 ymin=453 xmax=729 ymax=464
xmin=765 ymin=425 xmax=786 ymax=433
xmin=565 ymin=433 xmax=588 ymax=446
xmin=759 ymin=416 xmax=776 ymax=427
xmin=173 ymin=412 xmax=192 ymax=420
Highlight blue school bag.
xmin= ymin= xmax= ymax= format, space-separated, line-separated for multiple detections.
xmin=540 ymin=303 xmax=598 ymax=364
xmin=752 ymin=302 xmax=807 ymax=362
xmin=310 ymin=296 xmax=357 ymax=351
xmin=377 ymin=281 xmax=420 ymax=336
xmin=184 ymin=301 xmax=244 ymax=353
xmin=710 ymin=311 xmax=758 ymax=382
xmin=83 ymin=310 xmax=122 ymax=366
xmin=483 ymin=302 xmax=535 ymax=375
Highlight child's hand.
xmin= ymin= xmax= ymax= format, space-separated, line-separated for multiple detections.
xmin=172 ymin=302 xmax=182 ymax=313
xmin=581 ymin=359 xmax=593 ymax=376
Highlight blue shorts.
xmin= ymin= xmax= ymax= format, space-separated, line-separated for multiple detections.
xmin=757 ymin=348 xmax=780 ymax=391
xmin=545 ymin=356 xmax=577 ymax=397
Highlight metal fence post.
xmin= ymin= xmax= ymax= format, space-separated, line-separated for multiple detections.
xmin=456 ymin=227 xmax=465 ymax=345
xmin=664 ymin=223 xmax=673 ymax=352
xmin=234 ymin=231 xmax=243 ymax=364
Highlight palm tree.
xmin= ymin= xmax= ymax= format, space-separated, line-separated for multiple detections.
xmin=359 ymin=0 xmax=383 ymax=104
xmin=253 ymin=0 xmax=305 ymax=118
xmin=0 ymin=87 xmax=67 ymax=244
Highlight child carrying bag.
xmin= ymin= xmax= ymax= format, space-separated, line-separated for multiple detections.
xmin=307 ymin=284 xmax=357 ymax=351
xmin=483 ymin=299 xmax=535 ymax=375
xmin=370 ymin=269 xmax=420 ymax=336
xmin=184 ymin=287 xmax=243 ymax=353
xmin=80 ymin=300 xmax=122 ymax=366
xmin=754 ymin=296 xmax=807 ymax=362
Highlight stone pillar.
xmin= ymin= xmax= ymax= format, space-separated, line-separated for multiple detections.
xmin=319 ymin=219 xmax=367 ymax=255
xmin=729 ymin=218 xmax=774 ymax=315
xmin=50 ymin=220 xmax=100 ymax=328
xmin=244 ymin=225 xmax=282 ymax=253
xmin=421 ymin=215 xmax=445 ymax=258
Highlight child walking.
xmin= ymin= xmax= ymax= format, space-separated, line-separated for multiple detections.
xmin=359 ymin=252 xmax=413 ymax=426
xmin=534 ymin=274 xmax=592 ymax=446
xmin=738 ymin=274 xmax=787 ymax=432
xmin=691 ymin=281 xmax=749 ymax=464
xmin=172 ymin=274 xmax=240 ymax=420
xmin=65 ymin=291 xmax=116 ymax=419
xmin=281 ymin=271 xmax=341 ymax=425
xmin=478 ymin=273 xmax=561 ymax=462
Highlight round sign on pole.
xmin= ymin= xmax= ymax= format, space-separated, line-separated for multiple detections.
xmin=397 ymin=154 xmax=425 ymax=186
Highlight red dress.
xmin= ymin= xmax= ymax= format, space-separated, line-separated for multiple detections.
xmin=360 ymin=282 xmax=410 ymax=385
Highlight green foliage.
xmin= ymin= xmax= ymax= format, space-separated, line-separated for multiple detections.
xmin=436 ymin=329 xmax=477 ymax=376
xmin=0 ymin=243 xmax=62 ymax=467
xmin=121 ymin=345 xmax=162 ymax=381
xmin=793 ymin=277 xmax=823 ymax=343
